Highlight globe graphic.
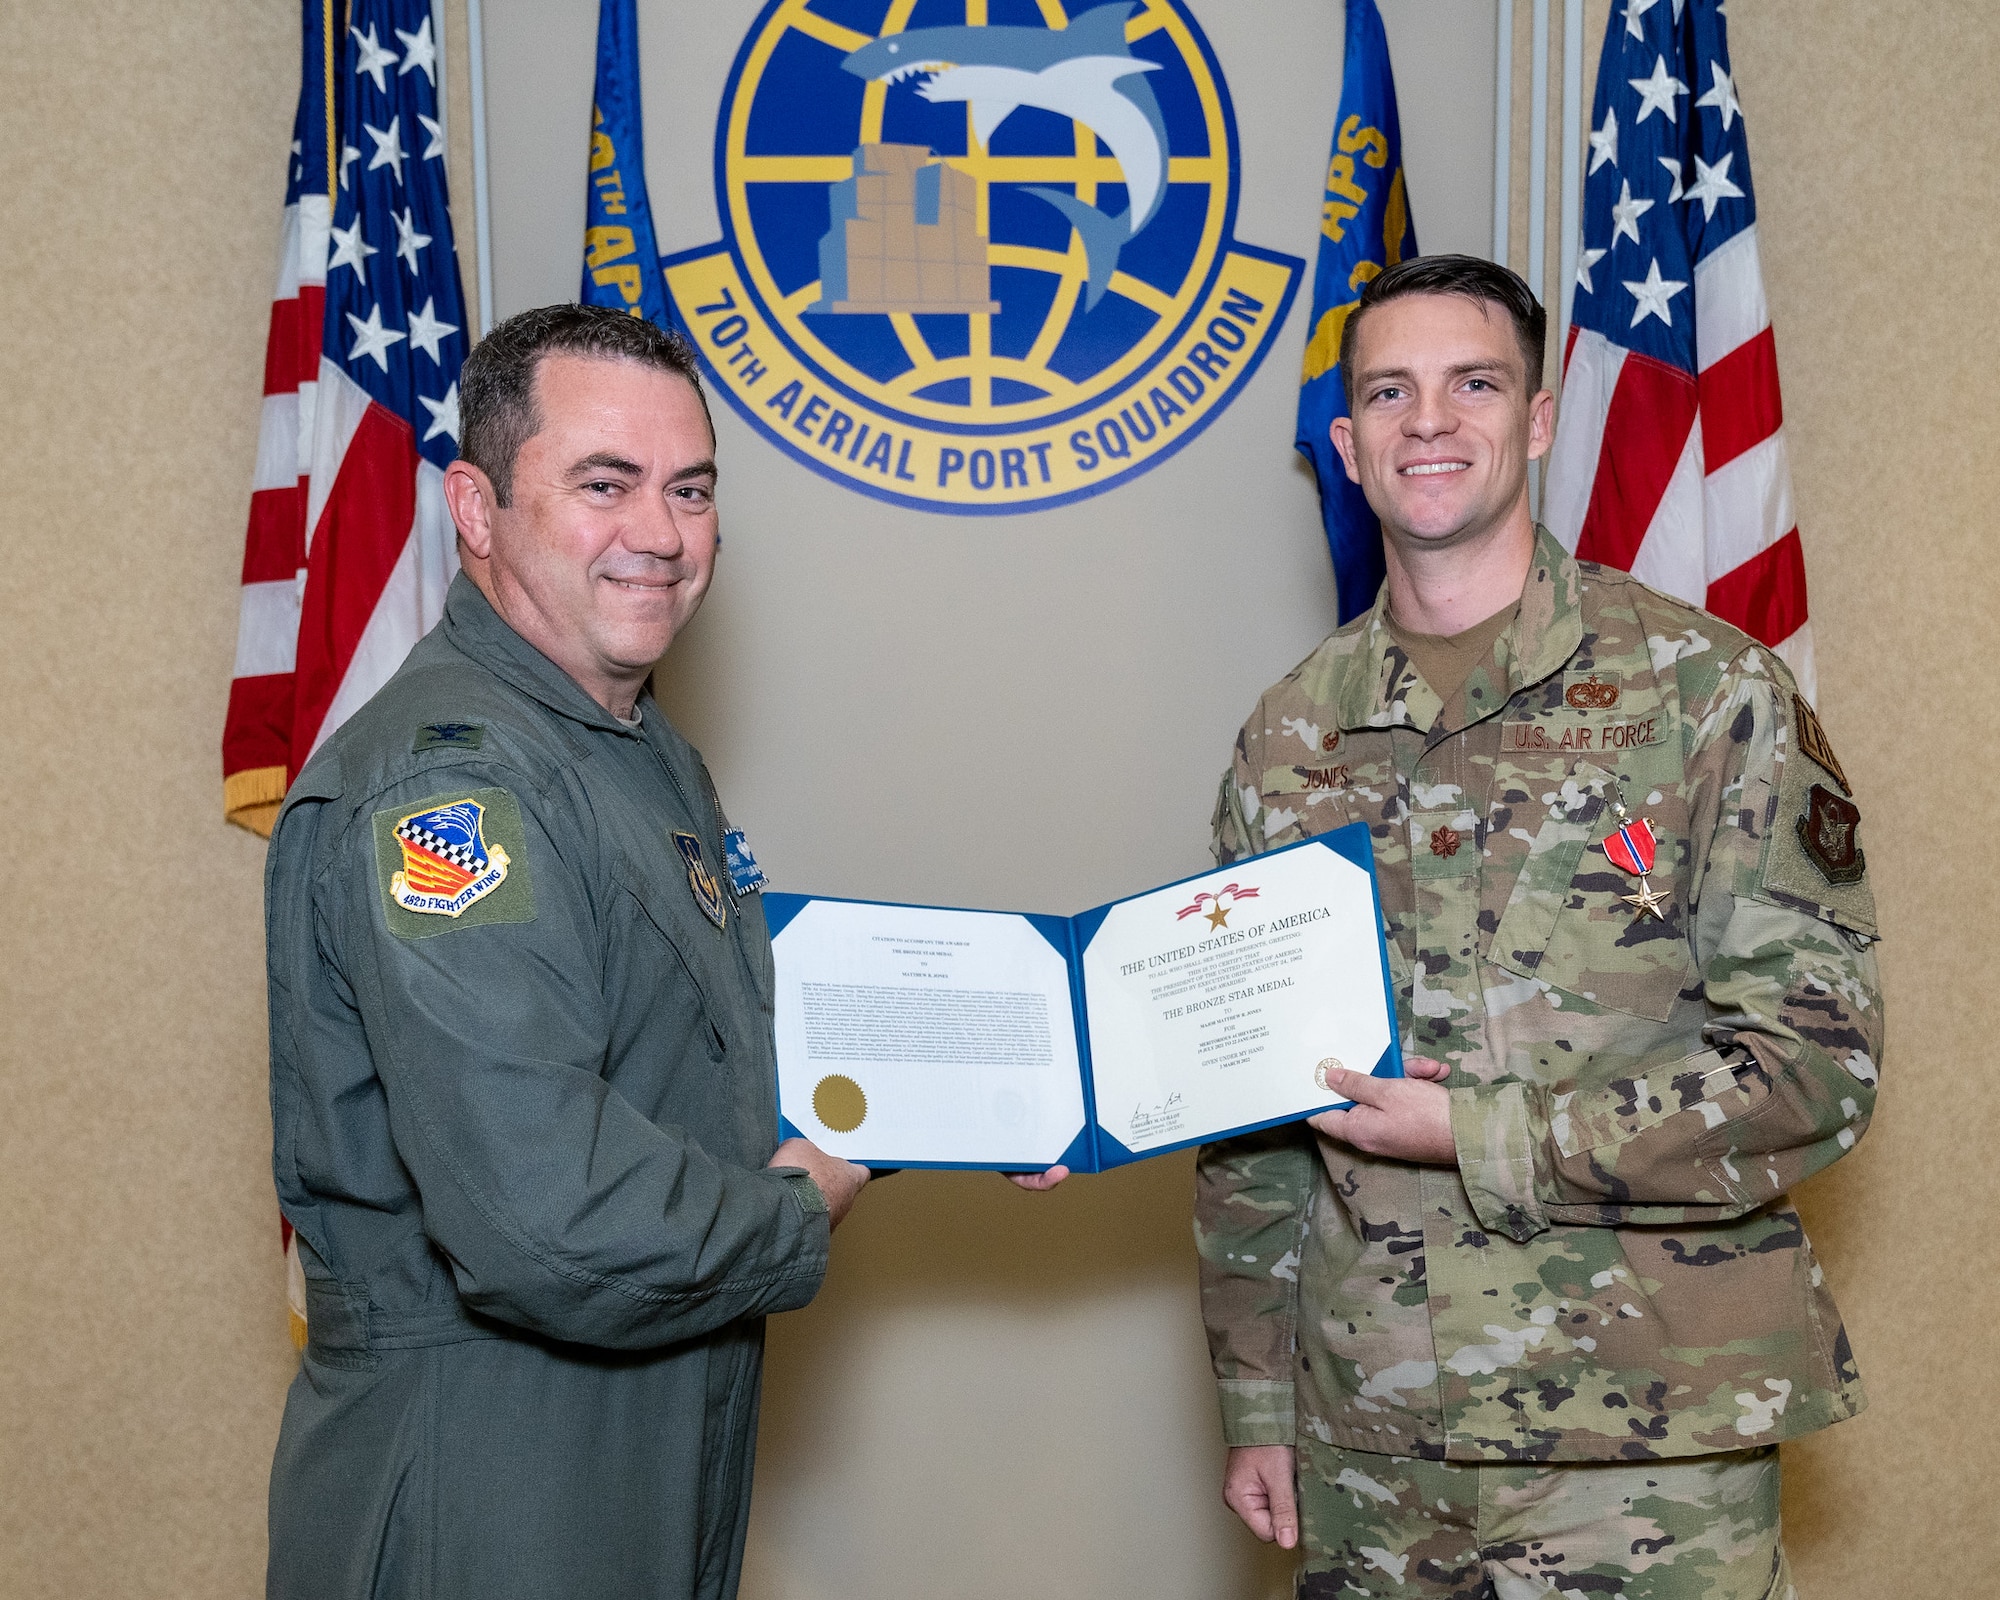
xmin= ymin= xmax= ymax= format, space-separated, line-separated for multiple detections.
xmin=721 ymin=0 xmax=1237 ymax=432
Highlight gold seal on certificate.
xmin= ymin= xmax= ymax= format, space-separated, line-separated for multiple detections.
xmin=1315 ymin=1058 xmax=1343 ymax=1092
xmin=812 ymin=1073 xmax=868 ymax=1133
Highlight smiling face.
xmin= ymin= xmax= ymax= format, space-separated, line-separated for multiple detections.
xmin=445 ymin=353 xmax=719 ymax=717
xmin=1331 ymin=291 xmax=1553 ymax=560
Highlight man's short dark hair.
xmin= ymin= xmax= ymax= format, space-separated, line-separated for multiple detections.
xmin=459 ymin=304 xmax=711 ymax=506
xmin=1339 ymin=254 xmax=1547 ymax=408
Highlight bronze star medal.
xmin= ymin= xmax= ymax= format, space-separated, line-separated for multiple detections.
xmin=1600 ymin=804 xmax=1668 ymax=922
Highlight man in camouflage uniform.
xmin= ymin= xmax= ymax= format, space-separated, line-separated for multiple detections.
xmin=1197 ymin=256 xmax=1881 ymax=1598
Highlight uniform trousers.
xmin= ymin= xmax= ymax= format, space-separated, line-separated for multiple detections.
xmin=1295 ymin=1439 xmax=1792 ymax=1600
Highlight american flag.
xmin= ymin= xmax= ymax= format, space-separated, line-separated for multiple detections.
xmin=223 ymin=0 xmax=470 ymax=836
xmin=1545 ymin=0 xmax=1813 ymax=698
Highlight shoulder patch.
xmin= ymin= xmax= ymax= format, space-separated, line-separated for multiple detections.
xmin=414 ymin=721 xmax=484 ymax=752
xmin=371 ymin=787 xmax=536 ymax=939
xmin=1791 ymin=694 xmax=1850 ymax=795
xmin=1759 ymin=695 xmax=1876 ymax=935
xmin=1797 ymin=784 xmax=1866 ymax=886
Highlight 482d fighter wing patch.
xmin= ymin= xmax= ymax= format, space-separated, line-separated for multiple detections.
xmin=372 ymin=787 xmax=537 ymax=939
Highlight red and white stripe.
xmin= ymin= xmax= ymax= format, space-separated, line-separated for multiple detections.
xmin=224 ymin=201 xmax=458 ymax=828
xmin=223 ymin=193 xmax=328 ymax=811
xmin=294 ymin=357 xmax=457 ymax=767
xmin=1544 ymin=225 xmax=1815 ymax=699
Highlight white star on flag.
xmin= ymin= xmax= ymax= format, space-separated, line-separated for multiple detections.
xmin=419 ymin=382 xmax=460 ymax=444
xmin=327 ymin=217 xmax=378 ymax=285
xmin=1624 ymin=258 xmax=1687 ymax=328
xmin=1659 ymin=156 xmax=1684 ymax=203
xmin=1577 ymin=246 xmax=1608 ymax=293
xmin=1683 ymin=151 xmax=1745 ymax=220
xmin=1622 ymin=0 xmax=1660 ymax=41
xmin=1589 ymin=107 xmax=1619 ymax=175
xmin=396 ymin=17 xmax=438 ymax=85
xmin=346 ymin=303 xmax=407 ymax=372
xmin=1609 ymin=178 xmax=1654 ymax=248
xmin=339 ymin=143 xmax=360 ymax=190
xmin=418 ymin=113 xmax=445 ymax=160
xmin=1629 ymin=55 xmax=1689 ymax=124
xmin=365 ymin=116 xmax=407 ymax=185
xmin=1696 ymin=61 xmax=1743 ymax=131
xmin=393 ymin=206 xmax=431 ymax=272
xmin=406 ymin=296 xmax=458 ymax=363
xmin=350 ymin=23 xmax=398 ymax=94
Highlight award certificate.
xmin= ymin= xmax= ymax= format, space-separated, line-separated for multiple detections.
xmin=767 ymin=825 xmax=1402 ymax=1170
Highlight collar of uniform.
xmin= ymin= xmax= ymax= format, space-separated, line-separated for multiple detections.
xmin=1331 ymin=524 xmax=1583 ymax=734
xmin=1511 ymin=525 xmax=1586 ymax=692
xmin=440 ymin=571 xmax=646 ymax=739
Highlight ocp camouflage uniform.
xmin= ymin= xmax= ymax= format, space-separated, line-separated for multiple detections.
xmin=1195 ymin=531 xmax=1880 ymax=1590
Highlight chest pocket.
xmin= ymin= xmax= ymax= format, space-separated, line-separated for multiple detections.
xmin=613 ymin=845 xmax=732 ymax=1061
xmin=1484 ymin=760 xmax=1696 ymax=1023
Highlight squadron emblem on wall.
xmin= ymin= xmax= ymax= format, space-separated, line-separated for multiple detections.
xmin=665 ymin=0 xmax=1301 ymax=514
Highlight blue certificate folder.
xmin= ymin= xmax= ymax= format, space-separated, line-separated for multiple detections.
xmin=764 ymin=825 xmax=1404 ymax=1173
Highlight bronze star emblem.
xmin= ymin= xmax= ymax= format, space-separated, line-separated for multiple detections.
xmin=1620 ymin=879 xmax=1669 ymax=921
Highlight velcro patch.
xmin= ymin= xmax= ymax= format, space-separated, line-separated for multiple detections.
xmin=1563 ymin=671 xmax=1622 ymax=710
xmin=414 ymin=721 xmax=485 ymax=752
xmin=371 ymin=786 xmax=535 ymax=939
xmin=1502 ymin=715 xmax=1665 ymax=755
xmin=1791 ymin=694 xmax=1850 ymax=795
xmin=1797 ymin=784 xmax=1865 ymax=886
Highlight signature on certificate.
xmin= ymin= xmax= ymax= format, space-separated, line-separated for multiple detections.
xmin=1129 ymin=1090 xmax=1187 ymax=1143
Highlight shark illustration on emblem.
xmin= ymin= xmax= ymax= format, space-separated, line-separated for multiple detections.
xmin=839 ymin=3 xmax=1169 ymax=307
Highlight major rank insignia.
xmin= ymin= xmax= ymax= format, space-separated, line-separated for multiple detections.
xmin=1799 ymin=784 xmax=1866 ymax=886
xmin=1601 ymin=809 xmax=1669 ymax=921
xmin=674 ymin=831 xmax=728 ymax=931
xmin=390 ymin=799 xmax=511 ymax=917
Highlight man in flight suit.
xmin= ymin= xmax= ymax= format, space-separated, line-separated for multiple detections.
xmin=263 ymin=305 xmax=871 ymax=1600
xmin=1197 ymin=257 xmax=1882 ymax=1598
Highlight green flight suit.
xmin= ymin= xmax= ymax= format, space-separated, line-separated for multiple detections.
xmin=1196 ymin=530 xmax=1883 ymax=1464
xmin=265 ymin=574 xmax=829 ymax=1600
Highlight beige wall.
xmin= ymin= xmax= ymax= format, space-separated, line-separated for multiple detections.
xmin=1 ymin=3 xmax=1991 ymax=1596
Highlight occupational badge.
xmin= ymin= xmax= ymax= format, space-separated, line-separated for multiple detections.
xmin=674 ymin=831 xmax=729 ymax=930
xmin=389 ymin=799 xmax=511 ymax=918
xmin=1600 ymin=804 xmax=1668 ymax=921
xmin=1798 ymin=784 xmax=1865 ymax=886
xmin=722 ymin=827 xmax=769 ymax=897
xmin=1565 ymin=673 xmax=1621 ymax=710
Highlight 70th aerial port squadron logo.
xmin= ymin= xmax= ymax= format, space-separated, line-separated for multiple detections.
xmin=663 ymin=0 xmax=1303 ymax=514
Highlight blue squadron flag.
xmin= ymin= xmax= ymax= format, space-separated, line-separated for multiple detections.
xmin=1294 ymin=0 xmax=1417 ymax=624
xmin=581 ymin=0 xmax=672 ymax=327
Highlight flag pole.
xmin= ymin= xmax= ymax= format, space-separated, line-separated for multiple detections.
xmin=1491 ymin=0 xmax=1512 ymax=264
xmin=1558 ymin=0 xmax=1584 ymax=341
xmin=467 ymin=0 xmax=495 ymax=335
